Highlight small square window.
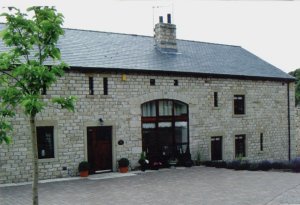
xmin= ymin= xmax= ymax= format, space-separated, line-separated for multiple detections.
xmin=41 ymin=84 xmax=47 ymax=95
xmin=103 ymin=77 xmax=108 ymax=95
xmin=214 ymin=92 xmax=218 ymax=107
xmin=260 ymin=133 xmax=263 ymax=151
xmin=150 ymin=79 xmax=155 ymax=86
xmin=89 ymin=77 xmax=94 ymax=95
xmin=174 ymin=80 xmax=178 ymax=86
xmin=234 ymin=95 xmax=245 ymax=115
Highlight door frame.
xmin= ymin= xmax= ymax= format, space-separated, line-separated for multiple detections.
xmin=84 ymin=120 xmax=116 ymax=172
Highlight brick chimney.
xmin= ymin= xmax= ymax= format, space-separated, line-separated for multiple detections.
xmin=154 ymin=14 xmax=177 ymax=52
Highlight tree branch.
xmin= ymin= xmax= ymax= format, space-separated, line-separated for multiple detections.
xmin=0 ymin=70 xmax=30 ymax=94
xmin=16 ymin=27 xmax=30 ymax=64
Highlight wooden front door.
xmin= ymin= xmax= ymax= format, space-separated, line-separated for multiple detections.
xmin=211 ymin=136 xmax=222 ymax=161
xmin=87 ymin=126 xmax=112 ymax=173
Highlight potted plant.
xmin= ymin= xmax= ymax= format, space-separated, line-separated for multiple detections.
xmin=168 ymin=158 xmax=178 ymax=168
xmin=152 ymin=161 xmax=162 ymax=170
xmin=118 ymin=158 xmax=130 ymax=173
xmin=78 ymin=161 xmax=89 ymax=177
xmin=138 ymin=152 xmax=149 ymax=171
xmin=195 ymin=151 xmax=201 ymax=166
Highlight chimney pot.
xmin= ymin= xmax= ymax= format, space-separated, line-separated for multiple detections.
xmin=167 ymin=14 xmax=171 ymax=24
xmin=159 ymin=16 xmax=163 ymax=23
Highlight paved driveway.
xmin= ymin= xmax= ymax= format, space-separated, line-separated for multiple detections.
xmin=1 ymin=166 xmax=300 ymax=205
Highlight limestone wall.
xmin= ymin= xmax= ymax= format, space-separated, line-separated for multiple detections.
xmin=0 ymin=71 xmax=295 ymax=183
xmin=295 ymin=107 xmax=300 ymax=156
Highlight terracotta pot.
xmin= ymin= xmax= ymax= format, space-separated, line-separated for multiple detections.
xmin=80 ymin=170 xmax=89 ymax=177
xmin=119 ymin=166 xmax=128 ymax=173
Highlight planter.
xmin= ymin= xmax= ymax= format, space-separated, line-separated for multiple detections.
xmin=119 ymin=166 xmax=128 ymax=173
xmin=79 ymin=170 xmax=89 ymax=177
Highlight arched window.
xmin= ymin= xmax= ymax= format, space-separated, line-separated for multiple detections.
xmin=141 ymin=99 xmax=189 ymax=165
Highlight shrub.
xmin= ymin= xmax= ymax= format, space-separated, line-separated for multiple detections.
xmin=78 ymin=161 xmax=89 ymax=172
xmin=210 ymin=161 xmax=217 ymax=167
xmin=118 ymin=158 xmax=129 ymax=168
xmin=226 ymin=161 xmax=234 ymax=169
xmin=239 ymin=160 xmax=250 ymax=170
xmin=231 ymin=160 xmax=241 ymax=170
xmin=203 ymin=161 xmax=213 ymax=167
xmin=282 ymin=161 xmax=293 ymax=170
xmin=194 ymin=151 xmax=201 ymax=166
xmin=258 ymin=160 xmax=272 ymax=171
xmin=215 ymin=161 xmax=227 ymax=168
xmin=292 ymin=157 xmax=300 ymax=172
xmin=248 ymin=162 xmax=259 ymax=171
xmin=272 ymin=161 xmax=285 ymax=169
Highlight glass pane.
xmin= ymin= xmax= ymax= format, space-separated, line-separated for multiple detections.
xmin=176 ymin=144 xmax=187 ymax=155
xmin=142 ymin=128 xmax=158 ymax=160
xmin=142 ymin=123 xmax=156 ymax=129
xmin=174 ymin=101 xmax=187 ymax=116
xmin=159 ymin=100 xmax=173 ymax=116
xmin=142 ymin=101 xmax=156 ymax=117
xmin=37 ymin=126 xmax=54 ymax=159
xmin=158 ymin=122 xmax=172 ymax=128
xmin=158 ymin=126 xmax=173 ymax=157
xmin=175 ymin=121 xmax=188 ymax=143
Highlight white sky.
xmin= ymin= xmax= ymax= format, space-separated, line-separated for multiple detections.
xmin=0 ymin=0 xmax=299 ymax=73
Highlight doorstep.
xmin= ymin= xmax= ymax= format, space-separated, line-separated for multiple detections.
xmin=88 ymin=172 xmax=136 ymax=180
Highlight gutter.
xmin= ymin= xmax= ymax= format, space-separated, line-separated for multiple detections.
xmin=287 ymin=82 xmax=291 ymax=161
xmin=69 ymin=66 xmax=296 ymax=83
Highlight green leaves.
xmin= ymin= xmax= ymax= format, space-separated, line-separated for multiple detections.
xmin=52 ymin=96 xmax=77 ymax=112
xmin=0 ymin=7 xmax=76 ymax=145
xmin=0 ymin=120 xmax=12 ymax=145
xmin=21 ymin=95 xmax=45 ymax=115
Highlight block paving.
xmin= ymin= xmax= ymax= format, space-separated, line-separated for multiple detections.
xmin=1 ymin=167 xmax=300 ymax=205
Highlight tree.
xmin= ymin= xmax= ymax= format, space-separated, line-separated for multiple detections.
xmin=289 ymin=68 xmax=300 ymax=106
xmin=0 ymin=7 xmax=76 ymax=205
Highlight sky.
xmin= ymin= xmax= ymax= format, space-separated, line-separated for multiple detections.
xmin=0 ymin=0 xmax=299 ymax=73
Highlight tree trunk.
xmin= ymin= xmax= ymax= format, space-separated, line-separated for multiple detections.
xmin=30 ymin=115 xmax=39 ymax=205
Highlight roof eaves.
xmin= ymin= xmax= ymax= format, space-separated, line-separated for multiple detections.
xmin=69 ymin=66 xmax=295 ymax=82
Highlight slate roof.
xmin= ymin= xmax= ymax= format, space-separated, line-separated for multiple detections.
xmin=0 ymin=24 xmax=294 ymax=81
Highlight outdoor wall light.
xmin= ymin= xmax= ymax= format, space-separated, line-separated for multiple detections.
xmin=99 ymin=118 xmax=104 ymax=125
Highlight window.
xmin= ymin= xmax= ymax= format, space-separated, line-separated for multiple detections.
xmin=214 ymin=92 xmax=218 ymax=107
xmin=211 ymin=136 xmax=222 ymax=160
xmin=103 ymin=77 xmax=108 ymax=95
xmin=89 ymin=77 xmax=94 ymax=95
xmin=150 ymin=79 xmax=155 ymax=86
xmin=174 ymin=80 xmax=178 ymax=86
xmin=41 ymin=84 xmax=47 ymax=95
xmin=141 ymin=100 xmax=189 ymax=163
xmin=260 ymin=133 xmax=263 ymax=151
xmin=235 ymin=134 xmax=246 ymax=158
xmin=37 ymin=126 xmax=54 ymax=159
xmin=234 ymin=95 xmax=245 ymax=115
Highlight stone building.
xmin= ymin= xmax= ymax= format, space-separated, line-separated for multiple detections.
xmin=0 ymin=15 xmax=296 ymax=183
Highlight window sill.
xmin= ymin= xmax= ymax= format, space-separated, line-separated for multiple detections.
xmin=258 ymin=151 xmax=264 ymax=155
xmin=86 ymin=94 xmax=96 ymax=98
xmin=100 ymin=94 xmax=110 ymax=98
xmin=85 ymin=94 xmax=111 ymax=98
xmin=38 ymin=158 xmax=58 ymax=163
xmin=212 ymin=107 xmax=220 ymax=110
xmin=232 ymin=114 xmax=246 ymax=118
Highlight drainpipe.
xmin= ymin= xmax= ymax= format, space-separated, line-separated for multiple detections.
xmin=287 ymin=82 xmax=291 ymax=161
